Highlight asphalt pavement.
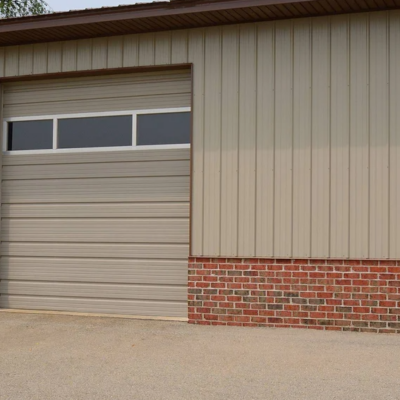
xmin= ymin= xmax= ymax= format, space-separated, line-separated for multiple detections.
xmin=0 ymin=312 xmax=399 ymax=400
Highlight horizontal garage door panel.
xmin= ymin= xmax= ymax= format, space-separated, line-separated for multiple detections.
xmin=5 ymin=94 xmax=190 ymax=118
xmin=0 ymin=296 xmax=186 ymax=318
xmin=2 ymin=219 xmax=189 ymax=243
xmin=3 ymin=70 xmax=191 ymax=118
xmin=2 ymin=148 xmax=190 ymax=166
xmin=0 ymin=281 xmax=186 ymax=302
xmin=2 ymin=176 xmax=189 ymax=204
xmin=2 ymin=203 xmax=189 ymax=219
xmin=1 ymin=243 xmax=189 ymax=259
xmin=5 ymin=79 xmax=190 ymax=105
xmin=1 ymin=258 xmax=187 ymax=285
xmin=3 ymin=160 xmax=190 ymax=180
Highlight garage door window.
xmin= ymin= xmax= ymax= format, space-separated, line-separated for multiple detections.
xmin=137 ymin=112 xmax=191 ymax=146
xmin=7 ymin=120 xmax=53 ymax=151
xmin=3 ymin=108 xmax=191 ymax=153
xmin=58 ymin=116 xmax=132 ymax=149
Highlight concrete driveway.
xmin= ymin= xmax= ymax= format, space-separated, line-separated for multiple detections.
xmin=0 ymin=312 xmax=399 ymax=400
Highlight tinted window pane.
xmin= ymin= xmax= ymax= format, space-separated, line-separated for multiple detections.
xmin=58 ymin=115 xmax=132 ymax=149
xmin=8 ymin=120 xmax=53 ymax=151
xmin=137 ymin=112 xmax=191 ymax=146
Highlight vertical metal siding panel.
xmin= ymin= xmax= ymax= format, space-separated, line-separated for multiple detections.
xmin=389 ymin=11 xmax=400 ymax=258
xmin=139 ymin=33 xmax=155 ymax=66
xmin=33 ymin=43 xmax=48 ymax=75
xmin=349 ymin=14 xmax=369 ymax=259
xmin=220 ymin=25 xmax=239 ymax=256
xmin=202 ymin=27 xmax=222 ymax=256
xmin=107 ymin=36 xmax=123 ymax=69
xmin=238 ymin=24 xmax=257 ymax=256
xmin=171 ymin=30 xmax=189 ymax=64
xmin=77 ymin=39 xmax=93 ymax=71
xmin=292 ymin=19 xmax=312 ymax=258
xmin=0 ymin=48 xmax=5 ymax=77
xmin=5 ymin=47 xmax=19 ymax=77
xmin=274 ymin=21 xmax=293 ymax=257
xmin=311 ymin=18 xmax=330 ymax=258
xmin=155 ymin=32 xmax=172 ymax=65
xmin=369 ymin=12 xmax=389 ymax=259
xmin=188 ymin=29 xmax=205 ymax=256
xmin=256 ymin=22 xmax=275 ymax=257
xmin=0 ymin=85 xmax=3 ymax=273
xmin=62 ymin=41 xmax=77 ymax=72
xmin=92 ymin=38 xmax=108 ymax=70
xmin=330 ymin=15 xmax=350 ymax=258
xmin=47 ymin=42 xmax=62 ymax=73
xmin=123 ymin=36 xmax=139 ymax=67
xmin=18 ymin=45 xmax=33 ymax=76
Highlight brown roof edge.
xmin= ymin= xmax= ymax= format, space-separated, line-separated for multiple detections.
xmin=0 ymin=0 xmax=316 ymax=32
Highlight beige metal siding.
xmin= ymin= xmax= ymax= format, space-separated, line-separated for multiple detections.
xmin=1 ymin=11 xmax=399 ymax=260
xmin=255 ymin=22 xmax=275 ymax=257
xmin=389 ymin=12 xmax=400 ymax=259
xmin=238 ymin=24 xmax=257 ymax=256
xmin=0 ymin=72 xmax=190 ymax=317
xmin=292 ymin=18 xmax=312 ymax=258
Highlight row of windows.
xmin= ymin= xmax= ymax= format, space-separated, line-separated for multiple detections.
xmin=5 ymin=110 xmax=191 ymax=152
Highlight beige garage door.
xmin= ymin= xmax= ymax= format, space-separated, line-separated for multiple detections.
xmin=0 ymin=70 xmax=191 ymax=318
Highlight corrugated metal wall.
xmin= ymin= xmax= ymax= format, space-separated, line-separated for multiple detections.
xmin=0 ymin=11 xmax=399 ymax=259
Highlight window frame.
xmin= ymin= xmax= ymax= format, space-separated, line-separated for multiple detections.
xmin=2 ymin=107 xmax=191 ymax=155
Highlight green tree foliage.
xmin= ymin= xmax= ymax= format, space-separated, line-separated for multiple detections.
xmin=0 ymin=0 xmax=50 ymax=18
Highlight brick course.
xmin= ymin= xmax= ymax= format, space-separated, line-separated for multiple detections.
xmin=188 ymin=257 xmax=400 ymax=333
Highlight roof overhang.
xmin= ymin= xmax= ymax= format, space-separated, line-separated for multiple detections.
xmin=1 ymin=0 xmax=399 ymax=47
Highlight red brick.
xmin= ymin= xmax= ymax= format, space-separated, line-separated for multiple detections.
xmin=188 ymin=258 xmax=400 ymax=334
xmin=252 ymin=264 xmax=267 ymax=271
xmin=196 ymin=282 xmax=210 ymax=288
xmin=196 ymin=307 xmax=211 ymax=314
xmin=203 ymin=276 xmax=218 ymax=282
xmin=203 ymin=263 xmax=218 ymax=270
xmin=243 ymin=310 xmax=259 ymax=316
xmin=353 ymin=307 xmax=371 ymax=314
xmin=235 ymin=264 xmax=250 ymax=271
xmin=204 ymin=314 xmax=218 ymax=321
xmin=227 ymin=296 xmax=242 ymax=302
xmin=188 ymin=313 xmax=202 ymax=320
xmin=235 ymin=302 xmax=251 ymax=309
xmin=227 ymin=283 xmax=242 ymax=289
xmin=252 ymin=317 xmax=267 ymax=324
xmin=235 ymin=316 xmax=250 ymax=323
xmin=219 ymin=302 xmax=234 ymax=308
xmin=211 ymin=283 xmax=226 ymax=289
xmin=218 ymin=315 xmax=234 ymax=322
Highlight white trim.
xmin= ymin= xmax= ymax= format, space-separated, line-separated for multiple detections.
xmin=4 ymin=108 xmax=191 ymax=123
xmin=52 ymin=118 xmax=58 ymax=150
xmin=3 ymin=144 xmax=190 ymax=156
xmin=2 ymin=120 xmax=7 ymax=151
xmin=3 ymin=107 xmax=191 ymax=154
xmin=132 ymin=113 xmax=137 ymax=147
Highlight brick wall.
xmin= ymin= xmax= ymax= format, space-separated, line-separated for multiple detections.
xmin=188 ymin=257 xmax=400 ymax=333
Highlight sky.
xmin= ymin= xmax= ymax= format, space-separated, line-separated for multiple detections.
xmin=47 ymin=0 xmax=160 ymax=12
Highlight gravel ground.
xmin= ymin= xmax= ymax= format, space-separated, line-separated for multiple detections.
xmin=0 ymin=312 xmax=399 ymax=400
